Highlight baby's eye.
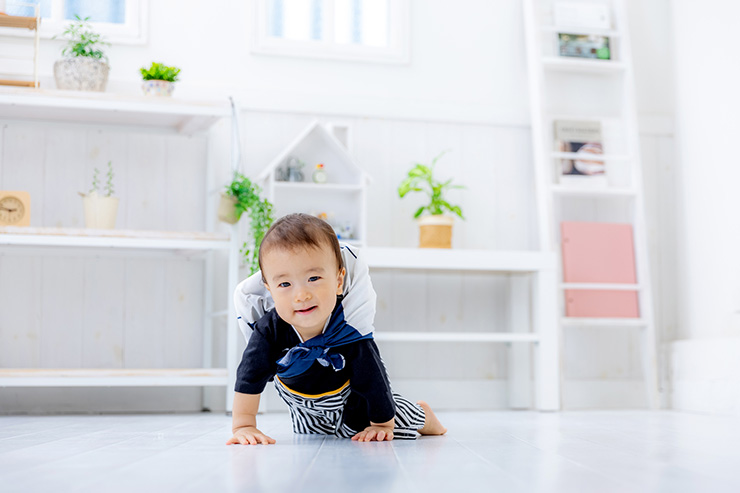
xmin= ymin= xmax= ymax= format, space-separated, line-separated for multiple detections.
xmin=278 ymin=282 xmax=291 ymax=288
xmin=308 ymin=276 xmax=321 ymax=282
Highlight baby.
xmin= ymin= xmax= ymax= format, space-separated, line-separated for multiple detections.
xmin=227 ymin=213 xmax=446 ymax=444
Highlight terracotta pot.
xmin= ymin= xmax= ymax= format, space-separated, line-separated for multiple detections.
xmin=142 ymin=79 xmax=175 ymax=97
xmin=217 ymin=193 xmax=240 ymax=224
xmin=83 ymin=195 xmax=119 ymax=229
xmin=54 ymin=58 xmax=109 ymax=92
xmin=418 ymin=215 xmax=454 ymax=248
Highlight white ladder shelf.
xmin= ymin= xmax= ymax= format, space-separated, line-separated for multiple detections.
xmin=523 ymin=0 xmax=660 ymax=408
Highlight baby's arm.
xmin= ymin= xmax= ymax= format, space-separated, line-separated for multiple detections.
xmin=226 ymin=392 xmax=276 ymax=445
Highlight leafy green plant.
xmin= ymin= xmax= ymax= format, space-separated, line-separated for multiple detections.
xmin=225 ymin=173 xmax=275 ymax=274
xmin=140 ymin=62 xmax=181 ymax=82
xmin=397 ymin=151 xmax=465 ymax=219
xmin=89 ymin=161 xmax=115 ymax=197
xmin=54 ymin=15 xmax=109 ymax=61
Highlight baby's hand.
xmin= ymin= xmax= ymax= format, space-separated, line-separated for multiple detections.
xmin=351 ymin=425 xmax=394 ymax=442
xmin=226 ymin=426 xmax=276 ymax=445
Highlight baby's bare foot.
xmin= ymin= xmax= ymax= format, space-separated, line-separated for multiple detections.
xmin=417 ymin=400 xmax=447 ymax=436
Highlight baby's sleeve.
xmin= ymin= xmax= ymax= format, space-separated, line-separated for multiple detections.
xmin=234 ymin=271 xmax=274 ymax=342
xmin=234 ymin=320 xmax=278 ymax=394
xmin=346 ymin=340 xmax=396 ymax=424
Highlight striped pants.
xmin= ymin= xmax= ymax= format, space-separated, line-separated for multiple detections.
xmin=274 ymin=376 xmax=426 ymax=440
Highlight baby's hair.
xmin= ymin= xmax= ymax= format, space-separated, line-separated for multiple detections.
xmin=258 ymin=213 xmax=343 ymax=282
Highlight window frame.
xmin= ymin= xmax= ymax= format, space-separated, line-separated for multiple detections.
xmin=251 ymin=0 xmax=410 ymax=64
xmin=0 ymin=0 xmax=148 ymax=45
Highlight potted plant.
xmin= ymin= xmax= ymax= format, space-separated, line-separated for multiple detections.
xmin=219 ymin=172 xmax=274 ymax=274
xmin=397 ymin=151 xmax=465 ymax=249
xmin=53 ymin=15 xmax=110 ymax=92
xmin=81 ymin=161 xmax=118 ymax=229
xmin=139 ymin=62 xmax=181 ymax=97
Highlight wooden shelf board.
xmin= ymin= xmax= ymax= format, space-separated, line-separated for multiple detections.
xmin=550 ymin=185 xmax=637 ymax=197
xmin=374 ymin=332 xmax=539 ymax=342
xmin=364 ymin=247 xmax=555 ymax=273
xmin=0 ymin=79 xmax=38 ymax=88
xmin=0 ymin=14 xmax=39 ymax=30
xmin=0 ymin=87 xmax=230 ymax=134
xmin=0 ymin=226 xmax=231 ymax=250
xmin=543 ymin=57 xmax=626 ymax=73
xmin=561 ymin=283 xmax=641 ymax=291
xmin=273 ymin=182 xmax=364 ymax=191
xmin=561 ymin=317 xmax=647 ymax=328
xmin=0 ymin=368 xmax=229 ymax=387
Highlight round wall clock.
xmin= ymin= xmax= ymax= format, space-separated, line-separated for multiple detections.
xmin=0 ymin=191 xmax=31 ymax=226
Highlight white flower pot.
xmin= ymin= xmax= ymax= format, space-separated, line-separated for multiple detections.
xmin=83 ymin=195 xmax=119 ymax=229
xmin=417 ymin=215 xmax=454 ymax=249
xmin=54 ymin=58 xmax=109 ymax=92
xmin=142 ymin=79 xmax=175 ymax=97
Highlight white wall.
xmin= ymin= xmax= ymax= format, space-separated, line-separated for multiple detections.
xmin=669 ymin=0 xmax=740 ymax=415
xmin=0 ymin=0 xmax=677 ymax=413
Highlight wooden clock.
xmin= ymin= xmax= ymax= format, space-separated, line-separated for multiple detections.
xmin=0 ymin=191 xmax=31 ymax=226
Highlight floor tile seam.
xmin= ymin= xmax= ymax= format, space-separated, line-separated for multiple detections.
xmin=387 ymin=440 xmax=421 ymax=493
xmin=295 ymin=437 xmax=327 ymax=489
xmin=65 ymin=424 xmax=240 ymax=493
xmin=0 ymin=415 xmax=219 ymax=481
xmin=502 ymin=431 xmax=639 ymax=489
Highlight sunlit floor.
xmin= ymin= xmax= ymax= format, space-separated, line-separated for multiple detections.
xmin=1 ymin=410 xmax=739 ymax=493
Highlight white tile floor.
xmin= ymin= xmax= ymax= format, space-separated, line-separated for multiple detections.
xmin=1 ymin=410 xmax=739 ymax=493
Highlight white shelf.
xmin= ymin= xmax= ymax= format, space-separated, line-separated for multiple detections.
xmin=0 ymin=368 xmax=229 ymax=387
xmin=561 ymin=283 xmax=641 ymax=291
xmin=550 ymin=185 xmax=637 ymax=197
xmin=374 ymin=332 xmax=540 ymax=343
xmin=542 ymin=57 xmax=626 ymax=74
xmin=0 ymin=226 xmax=231 ymax=251
xmin=561 ymin=318 xmax=647 ymax=328
xmin=363 ymin=247 xmax=555 ymax=273
xmin=273 ymin=182 xmax=364 ymax=192
xmin=541 ymin=25 xmax=620 ymax=37
xmin=0 ymin=87 xmax=230 ymax=134
xmin=551 ymin=151 xmax=631 ymax=161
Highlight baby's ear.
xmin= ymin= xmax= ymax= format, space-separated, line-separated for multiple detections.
xmin=336 ymin=267 xmax=346 ymax=295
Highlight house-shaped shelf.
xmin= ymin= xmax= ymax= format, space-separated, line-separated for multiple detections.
xmin=257 ymin=120 xmax=371 ymax=246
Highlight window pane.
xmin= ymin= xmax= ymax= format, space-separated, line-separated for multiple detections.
xmin=64 ymin=0 xmax=126 ymax=24
xmin=334 ymin=0 xmax=388 ymax=47
xmin=268 ymin=0 xmax=325 ymax=42
xmin=5 ymin=0 xmax=51 ymax=18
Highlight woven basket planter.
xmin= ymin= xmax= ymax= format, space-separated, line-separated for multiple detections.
xmin=418 ymin=215 xmax=454 ymax=249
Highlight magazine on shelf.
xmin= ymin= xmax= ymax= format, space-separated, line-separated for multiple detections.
xmin=558 ymin=33 xmax=611 ymax=60
xmin=554 ymin=2 xmax=611 ymax=30
xmin=553 ymin=120 xmax=606 ymax=187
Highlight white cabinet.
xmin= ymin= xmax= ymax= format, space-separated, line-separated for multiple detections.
xmin=0 ymin=87 xmax=239 ymax=411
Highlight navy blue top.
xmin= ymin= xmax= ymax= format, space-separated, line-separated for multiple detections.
xmin=234 ymin=301 xmax=396 ymax=426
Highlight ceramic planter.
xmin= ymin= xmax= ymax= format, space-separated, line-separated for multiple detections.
xmin=418 ymin=215 xmax=454 ymax=248
xmin=83 ymin=195 xmax=119 ymax=229
xmin=142 ymin=79 xmax=175 ymax=97
xmin=217 ymin=193 xmax=240 ymax=224
xmin=54 ymin=58 xmax=109 ymax=91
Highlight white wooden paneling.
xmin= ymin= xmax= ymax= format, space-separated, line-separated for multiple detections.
xmin=39 ymin=256 xmax=84 ymax=368
xmin=0 ymin=112 xmax=674 ymax=411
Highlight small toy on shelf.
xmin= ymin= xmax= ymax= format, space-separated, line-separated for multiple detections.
xmin=276 ymin=157 xmax=305 ymax=182
xmin=312 ymin=163 xmax=327 ymax=184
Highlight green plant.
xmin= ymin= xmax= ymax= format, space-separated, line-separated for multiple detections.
xmin=225 ymin=173 xmax=275 ymax=274
xmin=89 ymin=161 xmax=115 ymax=197
xmin=54 ymin=15 xmax=109 ymax=61
xmin=397 ymin=151 xmax=465 ymax=219
xmin=140 ymin=62 xmax=181 ymax=82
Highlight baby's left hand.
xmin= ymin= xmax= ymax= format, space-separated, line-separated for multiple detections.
xmin=352 ymin=425 xmax=394 ymax=442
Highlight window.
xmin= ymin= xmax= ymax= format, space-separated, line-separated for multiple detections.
xmin=253 ymin=0 xmax=410 ymax=64
xmin=0 ymin=0 xmax=147 ymax=44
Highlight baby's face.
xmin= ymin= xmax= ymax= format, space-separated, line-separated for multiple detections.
xmin=262 ymin=244 xmax=345 ymax=338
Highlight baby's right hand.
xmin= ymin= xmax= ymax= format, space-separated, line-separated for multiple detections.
xmin=226 ymin=426 xmax=276 ymax=445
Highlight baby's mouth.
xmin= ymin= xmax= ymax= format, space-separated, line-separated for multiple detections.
xmin=295 ymin=306 xmax=318 ymax=315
